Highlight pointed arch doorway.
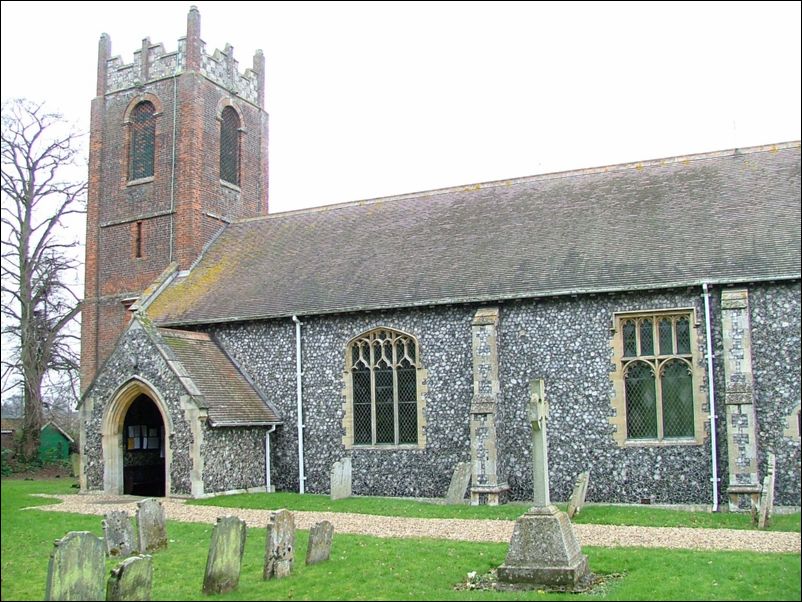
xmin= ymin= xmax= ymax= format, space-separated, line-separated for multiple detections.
xmin=103 ymin=379 xmax=171 ymax=496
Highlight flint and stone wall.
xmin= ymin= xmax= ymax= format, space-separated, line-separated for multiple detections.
xmin=213 ymin=282 xmax=800 ymax=506
xmin=81 ymin=324 xmax=195 ymax=495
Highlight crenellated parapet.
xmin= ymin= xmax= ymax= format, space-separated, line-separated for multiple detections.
xmin=98 ymin=6 xmax=263 ymax=106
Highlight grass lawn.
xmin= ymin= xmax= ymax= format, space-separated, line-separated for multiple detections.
xmin=2 ymin=478 xmax=800 ymax=601
xmin=190 ymin=491 xmax=802 ymax=532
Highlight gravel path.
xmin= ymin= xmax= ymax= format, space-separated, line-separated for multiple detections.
xmin=27 ymin=494 xmax=800 ymax=554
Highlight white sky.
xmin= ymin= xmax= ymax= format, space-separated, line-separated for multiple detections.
xmin=1 ymin=0 xmax=801 ymax=216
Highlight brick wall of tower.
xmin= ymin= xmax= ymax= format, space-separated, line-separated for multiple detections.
xmin=81 ymin=8 xmax=268 ymax=388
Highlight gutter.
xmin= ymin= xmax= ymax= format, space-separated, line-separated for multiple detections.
xmin=265 ymin=424 xmax=277 ymax=493
xmin=702 ymin=283 xmax=720 ymax=512
xmin=292 ymin=315 xmax=306 ymax=494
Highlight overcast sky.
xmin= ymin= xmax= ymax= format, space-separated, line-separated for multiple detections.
xmin=1 ymin=0 xmax=800 ymax=215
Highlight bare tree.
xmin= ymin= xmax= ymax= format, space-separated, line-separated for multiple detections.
xmin=1 ymin=99 xmax=85 ymax=460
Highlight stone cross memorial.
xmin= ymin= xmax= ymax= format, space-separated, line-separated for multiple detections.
xmin=497 ymin=379 xmax=590 ymax=588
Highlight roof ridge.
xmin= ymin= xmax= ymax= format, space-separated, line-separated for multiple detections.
xmin=235 ymin=140 xmax=801 ymax=224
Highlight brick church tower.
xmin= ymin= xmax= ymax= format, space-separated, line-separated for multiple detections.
xmin=81 ymin=7 xmax=268 ymax=387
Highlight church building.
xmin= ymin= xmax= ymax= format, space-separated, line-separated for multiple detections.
xmin=79 ymin=8 xmax=801 ymax=509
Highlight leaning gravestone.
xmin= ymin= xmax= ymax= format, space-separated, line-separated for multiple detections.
xmin=103 ymin=510 xmax=138 ymax=556
xmin=305 ymin=520 xmax=334 ymax=565
xmin=106 ymin=555 xmax=153 ymax=601
xmin=445 ymin=461 xmax=472 ymax=504
xmin=567 ymin=471 xmax=590 ymax=519
xmin=203 ymin=515 xmax=247 ymax=595
xmin=45 ymin=531 xmax=105 ymax=601
xmin=330 ymin=457 xmax=352 ymax=500
xmin=263 ymin=509 xmax=295 ymax=580
xmin=757 ymin=452 xmax=776 ymax=529
xmin=137 ymin=498 xmax=167 ymax=553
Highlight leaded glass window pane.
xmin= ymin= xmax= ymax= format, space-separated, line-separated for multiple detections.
xmin=129 ymin=102 xmax=155 ymax=180
xmin=623 ymin=320 xmax=637 ymax=357
xmin=676 ymin=317 xmax=691 ymax=355
xmin=625 ymin=361 xmax=657 ymax=439
xmin=618 ymin=310 xmax=696 ymax=442
xmin=661 ymin=360 xmax=695 ymax=437
xmin=220 ymin=106 xmax=240 ymax=185
xmin=659 ymin=318 xmax=674 ymax=355
xmin=352 ymin=369 xmax=372 ymax=444
xmin=349 ymin=329 xmax=419 ymax=446
xmin=639 ymin=319 xmax=654 ymax=356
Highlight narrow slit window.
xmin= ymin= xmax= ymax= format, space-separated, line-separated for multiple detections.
xmin=220 ymin=106 xmax=241 ymax=185
xmin=129 ymin=101 xmax=155 ymax=180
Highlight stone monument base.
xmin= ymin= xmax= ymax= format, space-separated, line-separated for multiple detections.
xmin=497 ymin=505 xmax=589 ymax=588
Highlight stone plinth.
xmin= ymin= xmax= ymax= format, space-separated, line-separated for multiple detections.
xmin=497 ymin=506 xmax=589 ymax=588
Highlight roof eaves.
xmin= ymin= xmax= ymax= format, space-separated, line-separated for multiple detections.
xmin=153 ymin=272 xmax=801 ymax=328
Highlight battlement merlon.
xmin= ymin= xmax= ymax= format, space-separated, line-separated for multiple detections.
xmin=96 ymin=6 xmax=265 ymax=107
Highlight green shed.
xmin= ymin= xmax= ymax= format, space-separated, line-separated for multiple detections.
xmin=39 ymin=422 xmax=74 ymax=463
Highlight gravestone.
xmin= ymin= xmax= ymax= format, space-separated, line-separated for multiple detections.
xmin=497 ymin=380 xmax=590 ymax=588
xmin=103 ymin=510 xmax=138 ymax=556
xmin=136 ymin=498 xmax=167 ymax=553
xmin=330 ymin=457 xmax=352 ymax=500
xmin=70 ymin=453 xmax=81 ymax=478
xmin=757 ymin=452 xmax=776 ymax=529
xmin=305 ymin=521 xmax=334 ymax=565
xmin=445 ymin=461 xmax=472 ymax=504
xmin=202 ymin=516 xmax=247 ymax=595
xmin=45 ymin=531 xmax=105 ymax=601
xmin=106 ymin=555 xmax=153 ymax=601
xmin=567 ymin=471 xmax=590 ymax=519
xmin=263 ymin=509 xmax=295 ymax=580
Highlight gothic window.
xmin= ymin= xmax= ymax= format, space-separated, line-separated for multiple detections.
xmin=220 ymin=106 xmax=240 ymax=186
xmin=129 ymin=101 xmax=155 ymax=180
xmin=346 ymin=328 xmax=421 ymax=446
xmin=613 ymin=311 xmax=702 ymax=444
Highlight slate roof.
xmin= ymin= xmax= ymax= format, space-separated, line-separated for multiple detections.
xmin=158 ymin=328 xmax=281 ymax=425
xmin=148 ymin=142 xmax=801 ymax=326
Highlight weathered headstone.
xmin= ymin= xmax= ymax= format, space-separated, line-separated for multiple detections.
xmin=497 ymin=380 xmax=589 ymax=589
xmin=445 ymin=461 xmax=472 ymax=504
xmin=44 ymin=531 xmax=105 ymax=601
xmin=330 ymin=457 xmax=352 ymax=500
xmin=136 ymin=498 xmax=167 ymax=553
xmin=263 ymin=509 xmax=295 ymax=580
xmin=305 ymin=521 xmax=334 ymax=565
xmin=106 ymin=555 xmax=153 ymax=601
xmin=202 ymin=516 xmax=247 ymax=595
xmin=567 ymin=471 xmax=590 ymax=519
xmin=70 ymin=453 xmax=81 ymax=478
xmin=103 ymin=510 xmax=138 ymax=557
xmin=757 ymin=452 xmax=776 ymax=529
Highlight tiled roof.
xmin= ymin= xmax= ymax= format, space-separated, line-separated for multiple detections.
xmin=158 ymin=329 xmax=281 ymax=425
xmin=148 ymin=142 xmax=801 ymax=326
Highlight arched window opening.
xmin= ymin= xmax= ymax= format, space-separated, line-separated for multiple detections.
xmin=348 ymin=329 xmax=420 ymax=446
xmin=129 ymin=101 xmax=156 ymax=180
xmin=220 ymin=106 xmax=241 ymax=185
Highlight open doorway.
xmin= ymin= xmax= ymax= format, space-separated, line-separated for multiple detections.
xmin=122 ymin=394 xmax=165 ymax=496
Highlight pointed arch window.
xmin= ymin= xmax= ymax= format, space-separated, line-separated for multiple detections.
xmin=220 ymin=106 xmax=241 ymax=186
xmin=620 ymin=313 xmax=697 ymax=440
xmin=346 ymin=328 xmax=423 ymax=446
xmin=129 ymin=101 xmax=155 ymax=180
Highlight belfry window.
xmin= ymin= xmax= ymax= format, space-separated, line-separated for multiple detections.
xmin=347 ymin=328 xmax=421 ymax=446
xmin=220 ymin=106 xmax=240 ymax=186
xmin=129 ymin=101 xmax=155 ymax=180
